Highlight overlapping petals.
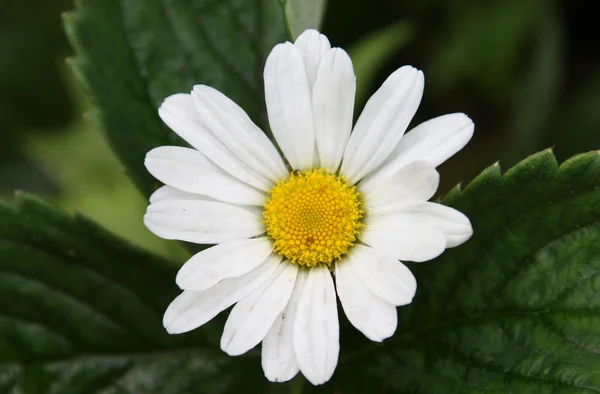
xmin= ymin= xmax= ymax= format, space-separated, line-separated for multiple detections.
xmin=144 ymin=28 xmax=474 ymax=386
xmin=341 ymin=65 xmax=424 ymax=184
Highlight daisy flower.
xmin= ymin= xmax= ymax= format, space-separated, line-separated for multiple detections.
xmin=143 ymin=29 xmax=474 ymax=385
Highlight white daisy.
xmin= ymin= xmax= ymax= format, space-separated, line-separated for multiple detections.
xmin=143 ymin=29 xmax=474 ymax=385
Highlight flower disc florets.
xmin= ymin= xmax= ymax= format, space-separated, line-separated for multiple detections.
xmin=263 ymin=169 xmax=364 ymax=267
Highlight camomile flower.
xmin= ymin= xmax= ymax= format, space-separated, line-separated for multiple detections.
xmin=143 ymin=29 xmax=474 ymax=385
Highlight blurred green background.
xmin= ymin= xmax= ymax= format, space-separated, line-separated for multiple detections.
xmin=1 ymin=0 xmax=598 ymax=260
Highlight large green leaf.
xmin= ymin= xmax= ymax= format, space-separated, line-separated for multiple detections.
xmin=0 ymin=193 xmax=270 ymax=394
xmin=3 ymin=151 xmax=600 ymax=393
xmin=62 ymin=0 xmax=290 ymax=198
xmin=322 ymin=150 xmax=600 ymax=393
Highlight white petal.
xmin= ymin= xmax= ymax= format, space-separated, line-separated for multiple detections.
xmin=221 ymin=262 xmax=298 ymax=356
xmin=341 ymin=66 xmax=424 ymax=184
xmin=395 ymin=202 xmax=473 ymax=248
xmin=163 ymin=254 xmax=281 ymax=334
xmin=364 ymin=200 xmax=425 ymax=218
xmin=363 ymin=113 xmax=474 ymax=188
xmin=176 ymin=237 xmax=274 ymax=291
xmin=158 ymin=93 xmax=272 ymax=191
xmin=149 ymin=186 xmax=220 ymax=206
xmin=261 ymin=268 xmax=308 ymax=383
xmin=312 ymin=48 xmax=356 ymax=173
xmin=294 ymin=29 xmax=331 ymax=89
xmin=190 ymin=85 xmax=288 ymax=182
xmin=145 ymin=146 xmax=266 ymax=206
xmin=264 ymin=42 xmax=316 ymax=170
xmin=347 ymin=244 xmax=416 ymax=306
xmin=360 ymin=219 xmax=446 ymax=262
xmin=144 ymin=198 xmax=264 ymax=244
xmin=149 ymin=185 xmax=201 ymax=203
xmin=362 ymin=161 xmax=439 ymax=215
xmin=335 ymin=259 xmax=397 ymax=342
xmin=293 ymin=266 xmax=339 ymax=386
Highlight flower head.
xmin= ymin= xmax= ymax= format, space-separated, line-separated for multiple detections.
xmin=144 ymin=29 xmax=474 ymax=385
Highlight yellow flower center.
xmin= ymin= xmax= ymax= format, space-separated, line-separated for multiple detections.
xmin=263 ymin=169 xmax=364 ymax=267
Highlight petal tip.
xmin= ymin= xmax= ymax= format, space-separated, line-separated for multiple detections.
xmin=295 ymin=28 xmax=326 ymax=42
xmin=447 ymin=112 xmax=475 ymax=134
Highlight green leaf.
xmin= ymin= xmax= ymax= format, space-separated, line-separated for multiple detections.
xmin=62 ymin=0 xmax=288 ymax=198
xmin=322 ymin=150 xmax=600 ymax=393
xmin=279 ymin=0 xmax=327 ymax=40
xmin=0 ymin=193 xmax=269 ymax=393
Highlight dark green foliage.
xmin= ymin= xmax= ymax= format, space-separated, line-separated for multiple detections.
xmin=0 ymin=1 xmax=73 ymax=193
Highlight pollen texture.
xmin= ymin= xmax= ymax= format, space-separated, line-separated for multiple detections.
xmin=263 ymin=169 xmax=364 ymax=267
